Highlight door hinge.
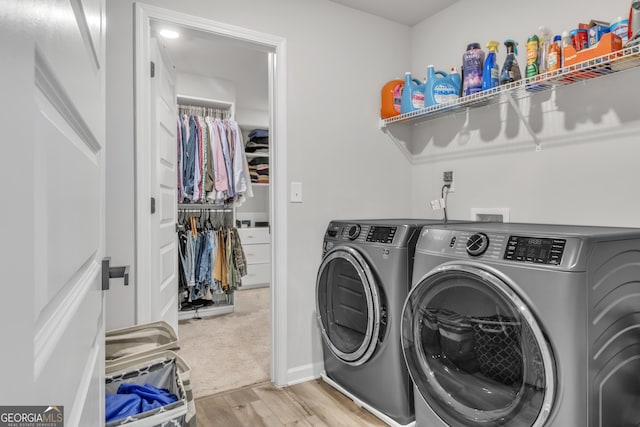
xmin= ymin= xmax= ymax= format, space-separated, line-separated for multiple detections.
xmin=151 ymin=197 xmax=156 ymax=214
xmin=150 ymin=61 xmax=155 ymax=78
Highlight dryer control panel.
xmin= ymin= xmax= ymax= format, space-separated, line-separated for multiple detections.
xmin=504 ymin=236 xmax=566 ymax=265
xmin=324 ymin=222 xmax=409 ymax=247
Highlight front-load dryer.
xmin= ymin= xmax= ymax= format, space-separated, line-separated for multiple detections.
xmin=401 ymin=222 xmax=640 ymax=427
xmin=317 ymin=219 xmax=459 ymax=426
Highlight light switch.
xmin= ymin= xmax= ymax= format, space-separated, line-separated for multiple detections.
xmin=290 ymin=182 xmax=302 ymax=203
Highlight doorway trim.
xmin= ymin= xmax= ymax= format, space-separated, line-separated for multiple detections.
xmin=134 ymin=2 xmax=288 ymax=386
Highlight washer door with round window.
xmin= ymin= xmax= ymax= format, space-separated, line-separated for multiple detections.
xmin=401 ymin=261 xmax=555 ymax=427
xmin=316 ymin=246 xmax=382 ymax=366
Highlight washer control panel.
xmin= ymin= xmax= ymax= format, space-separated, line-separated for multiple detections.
xmin=417 ymin=228 xmax=580 ymax=268
xmin=504 ymin=236 xmax=566 ymax=265
xmin=366 ymin=226 xmax=397 ymax=244
xmin=466 ymin=233 xmax=490 ymax=256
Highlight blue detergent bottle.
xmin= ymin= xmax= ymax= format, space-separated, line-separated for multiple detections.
xmin=450 ymin=67 xmax=462 ymax=96
xmin=424 ymin=65 xmax=461 ymax=107
xmin=482 ymin=40 xmax=500 ymax=91
xmin=400 ymin=72 xmax=425 ymax=114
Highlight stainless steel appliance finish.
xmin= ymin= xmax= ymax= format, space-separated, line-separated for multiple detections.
xmin=401 ymin=222 xmax=640 ymax=427
xmin=317 ymin=219 xmax=454 ymax=426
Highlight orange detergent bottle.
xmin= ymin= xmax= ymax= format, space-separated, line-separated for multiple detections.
xmin=380 ymin=79 xmax=404 ymax=118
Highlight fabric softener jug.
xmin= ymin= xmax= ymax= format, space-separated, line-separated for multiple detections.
xmin=424 ymin=65 xmax=461 ymax=107
xmin=500 ymin=39 xmax=522 ymax=84
xmin=462 ymin=43 xmax=485 ymax=96
xmin=400 ymin=72 xmax=425 ymax=114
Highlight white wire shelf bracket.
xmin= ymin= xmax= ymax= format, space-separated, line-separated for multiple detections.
xmin=379 ymin=43 xmax=640 ymax=130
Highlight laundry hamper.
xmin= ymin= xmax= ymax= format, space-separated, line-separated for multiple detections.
xmin=106 ymin=321 xmax=179 ymax=363
xmin=106 ymin=322 xmax=196 ymax=426
xmin=106 ymin=353 xmax=187 ymax=427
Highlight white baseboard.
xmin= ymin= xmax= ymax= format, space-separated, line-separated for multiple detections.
xmin=286 ymin=362 xmax=323 ymax=386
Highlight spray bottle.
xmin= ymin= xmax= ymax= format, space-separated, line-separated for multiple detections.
xmin=538 ymin=26 xmax=553 ymax=74
xmin=482 ymin=41 xmax=500 ymax=91
xmin=500 ymin=39 xmax=522 ymax=85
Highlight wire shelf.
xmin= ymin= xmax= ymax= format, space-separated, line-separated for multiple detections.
xmin=380 ymin=43 xmax=640 ymax=127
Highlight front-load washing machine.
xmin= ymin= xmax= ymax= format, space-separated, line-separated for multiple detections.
xmin=401 ymin=222 xmax=640 ymax=427
xmin=317 ymin=219 xmax=459 ymax=426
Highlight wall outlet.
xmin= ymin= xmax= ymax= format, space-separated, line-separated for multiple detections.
xmin=443 ymin=171 xmax=455 ymax=193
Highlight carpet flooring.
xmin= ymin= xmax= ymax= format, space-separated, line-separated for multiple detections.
xmin=178 ymin=287 xmax=271 ymax=399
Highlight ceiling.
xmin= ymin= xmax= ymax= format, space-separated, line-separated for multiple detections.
xmin=328 ymin=0 xmax=457 ymax=26
xmin=152 ymin=0 xmax=454 ymax=111
xmin=152 ymin=23 xmax=271 ymax=112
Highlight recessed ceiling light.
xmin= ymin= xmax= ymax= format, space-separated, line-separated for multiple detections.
xmin=159 ymin=29 xmax=180 ymax=39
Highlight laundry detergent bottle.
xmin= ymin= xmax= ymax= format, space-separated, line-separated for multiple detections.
xmin=500 ymin=39 xmax=522 ymax=85
xmin=482 ymin=40 xmax=500 ymax=91
xmin=400 ymin=72 xmax=425 ymax=114
xmin=424 ymin=65 xmax=461 ymax=107
xmin=547 ymin=35 xmax=562 ymax=71
xmin=450 ymin=67 xmax=462 ymax=96
xmin=380 ymin=79 xmax=404 ymax=118
xmin=525 ymin=34 xmax=540 ymax=78
xmin=462 ymin=42 xmax=485 ymax=95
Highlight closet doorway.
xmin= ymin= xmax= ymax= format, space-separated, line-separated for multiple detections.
xmin=134 ymin=3 xmax=288 ymax=393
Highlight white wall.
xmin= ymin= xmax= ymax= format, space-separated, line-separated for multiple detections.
xmin=407 ymin=0 xmax=640 ymax=227
xmin=105 ymin=0 xmax=412 ymax=382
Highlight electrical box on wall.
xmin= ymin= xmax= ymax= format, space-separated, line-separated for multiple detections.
xmin=471 ymin=208 xmax=510 ymax=223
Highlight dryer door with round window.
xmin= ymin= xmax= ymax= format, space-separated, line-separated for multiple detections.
xmin=401 ymin=262 xmax=556 ymax=427
xmin=316 ymin=246 xmax=382 ymax=366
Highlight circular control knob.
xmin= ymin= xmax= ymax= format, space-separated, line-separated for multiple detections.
xmin=347 ymin=224 xmax=361 ymax=240
xmin=466 ymin=233 xmax=489 ymax=256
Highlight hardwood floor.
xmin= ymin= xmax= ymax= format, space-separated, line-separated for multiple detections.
xmin=195 ymin=379 xmax=388 ymax=426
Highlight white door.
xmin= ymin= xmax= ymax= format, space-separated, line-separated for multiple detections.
xmin=149 ymin=37 xmax=179 ymax=332
xmin=0 ymin=0 xmax=107 ymax=426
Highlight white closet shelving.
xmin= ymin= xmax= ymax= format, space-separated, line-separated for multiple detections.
xmin=379 ymin=43 xmax=640 ymax=158
xmin=177 ymin=96 xmax=238 ymax=320
xmin=236 ymin=123 xmax=271 ymax=290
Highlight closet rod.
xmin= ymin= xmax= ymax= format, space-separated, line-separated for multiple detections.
xmin=178 ymin=203 xmax=233 ymax=211
xmin=178 ymin=104 xmax=231 ymax=119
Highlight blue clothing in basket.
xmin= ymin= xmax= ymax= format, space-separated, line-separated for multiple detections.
xmin=106 ymin=383 xmax=178 ymax=423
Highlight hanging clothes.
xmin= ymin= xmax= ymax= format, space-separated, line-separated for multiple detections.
xmin=177 ymin=106 xmax=252 ymax=205
xmin=177 ymin=210 xmax=247 ymax=311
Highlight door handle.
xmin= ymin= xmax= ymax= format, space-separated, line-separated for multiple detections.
xmin=102 ymin=257 xmax=130 ymax=290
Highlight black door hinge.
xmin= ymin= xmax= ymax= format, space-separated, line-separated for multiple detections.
xmin=150 ymin=61 xmax=155 ymax=78
xmin=151 ymin=197 xmax=156 ymax=214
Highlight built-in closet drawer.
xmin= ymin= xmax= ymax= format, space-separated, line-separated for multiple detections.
xmin=238 ymin=227 xmax=270 ymax=244
xmin=242 ymin=263 xmax=271 ymax=286
xmin=238 ymin=227 xmax=271 ymax=288
xmin=243 ymin=243 xmax=271 ymax=264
